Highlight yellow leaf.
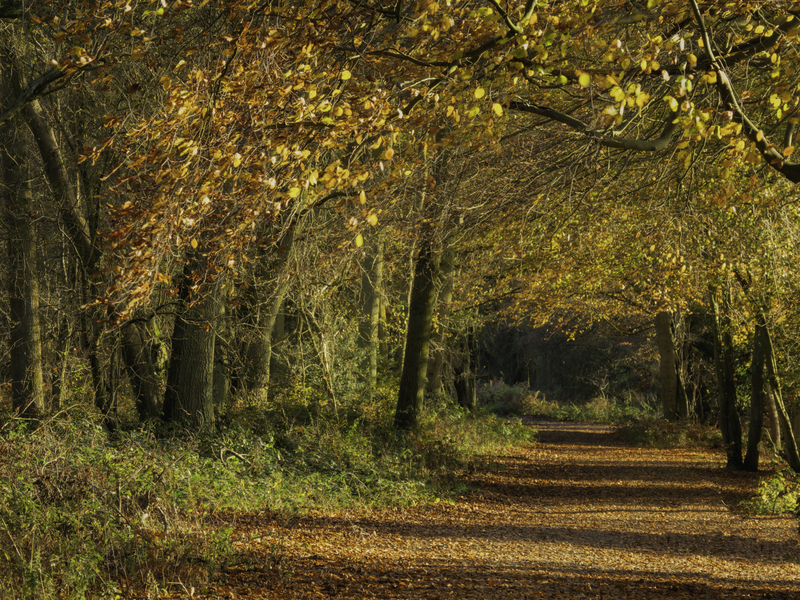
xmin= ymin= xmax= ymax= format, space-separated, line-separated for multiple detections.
xmin=492 ymin=103 xmax=503 ymax=116
xmin=355 ymin=233 xmax=364 ymax=247
xmin=341 ymin=70 xmax=351 ymax=80
xmin=359 ymin=190 xmax=366 ymax=204
xmin=289 ymin=187 xmax=301 ymax=198
xmin=474 ymin=87 xmax=486 ymax=100
xmin=784 ymin=145 xmax=795 ymax=157
xmin=190 ymin=239 xmax=198 ymax=249
xmin=666 ymin=96 xmax=678 ymax=111
xmin=368 ymin=214 xmax=378 ymax=226
xmin=578 ymin=72 xmax=591 ymax=87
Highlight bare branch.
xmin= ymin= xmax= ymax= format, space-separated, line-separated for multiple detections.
xmin=508 ymin=101 xmax=677 ymax=152
xmin=0 ymin=68 xmax=68 ymax=126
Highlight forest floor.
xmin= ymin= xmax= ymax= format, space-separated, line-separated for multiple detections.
xmin=190 ymin=421 xmax=800 ymax=599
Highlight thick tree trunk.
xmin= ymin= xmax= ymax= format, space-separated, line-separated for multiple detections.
xmin=1 ymin=116 xmax=45 ymax=420
xmin=120 ymin=320 xmax=161 ymax=421
xmin=242 ymin=236 xmax=294 ymax=404
xmin=163 ymin=256 xmax=219 ymax=431
xmin=655 ymin=311 xmax=690 ymax=421
xmin=394 ymin=238 xmax=439 ymax=430
xmin=655 ymin=312 xmax=679 ymax=421
xmin=743 ymin=321 xmax=767 ymax=471
xmin=709 ymin=286 xmax=743 ymax=469
xmin=427 ymin=247 xmax=455 ymax=397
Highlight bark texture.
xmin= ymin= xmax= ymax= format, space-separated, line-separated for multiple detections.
xmin=1 ymin=111 xmax=45 ymax=419
xmin=743 ymin=321 xmax=766 ymax=472
xmin=427 ymin=247 xmax=455 ymax=398
xmin=394 ymin=238 xmax=439 ymax=430
xmin=709 ymin=286 xmax=743 ymax=469
xmin=163 ymin=256 xmax=219 ymax=431
xmin=120 ymin=320 xmax=161 ymax=421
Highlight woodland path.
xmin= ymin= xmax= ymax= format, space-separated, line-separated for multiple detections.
xmin=209 ymin=421 xmax=800 ymax=599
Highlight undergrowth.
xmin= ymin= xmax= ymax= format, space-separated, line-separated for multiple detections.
xmin=616 ymin=419 xmax=724 ymax=449
xmin=478 ymin=381 xmax=660 ymax=424
xmin=739 ymin=470 xmax=800 ymax=516
xmin=0 ymin=382 xmax=535 ymax=599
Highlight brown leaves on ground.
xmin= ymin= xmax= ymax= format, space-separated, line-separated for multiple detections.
xmin=185 ymin=422 xmax=799 ymax=599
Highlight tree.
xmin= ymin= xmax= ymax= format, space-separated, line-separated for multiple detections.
xmin=1 ymin=66 xmax=45 ymax=420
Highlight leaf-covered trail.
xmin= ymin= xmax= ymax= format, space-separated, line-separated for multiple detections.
xmin=215 ymin=422 xmax=800 ymax=599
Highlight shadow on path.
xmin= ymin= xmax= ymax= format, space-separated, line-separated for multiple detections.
xmin=225 ymin=421 xmax=800 ymax=599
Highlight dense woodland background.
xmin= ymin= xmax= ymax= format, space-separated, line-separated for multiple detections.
xmin=3 ymin=0 xmax=800 ymax=597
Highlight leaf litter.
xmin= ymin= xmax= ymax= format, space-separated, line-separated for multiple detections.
xmin=184 ymin=421 xmax=800 ymax=599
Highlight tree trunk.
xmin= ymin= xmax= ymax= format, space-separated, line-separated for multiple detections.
xmin=394 ymin=238 xmax=439 ymax=430
xmin=655 ymin=312 xmax=679 ymax=421
xmin=163 ymin=256 xmax=219 ymax=431
xmin=427 ymin=247 xmax=455 ymax=397
xmin=743 ymin=320 xmax=767 ymax=471
xmin=1 ymin=110 xmax=45 ymax=420
xmin=242 ymin=235 xmax=294 ymax=404
xmin=453 ymin=325 xmax=477 ymax=412
xmin=761 ymin=325 xmax=800 ymax=471
xmin=360 ymin=238 xmax=384 ymax=396
xmin=765 ymin=382 xmax=783 ymax=452
xmin=120 ymin=319 xmax=161 ymax=421
xmin=655 ymin=311 xmax=690 ymax=421
xmin=709 ymin=285 xmax=743 ymax=469
xmin=213 ymin=304 xmax=229 ymax=416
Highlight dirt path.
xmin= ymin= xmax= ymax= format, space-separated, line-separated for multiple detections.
xmin=214 ymin=422 xmax=800 ymax=599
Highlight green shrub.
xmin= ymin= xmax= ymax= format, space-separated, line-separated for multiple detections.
xmin=740 ymin=470 xmax=799 ymax=516
xmin=0 ymin=412 xmax=235 ymax=599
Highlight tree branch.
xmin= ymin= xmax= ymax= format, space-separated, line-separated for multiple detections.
xmin=0 ymin=68 xmax=68 ymax=126
xmin=689 ymin=0 xmax=800 ymax=183
xmin=508 ymin=101 xmax=677 ymax=151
